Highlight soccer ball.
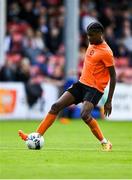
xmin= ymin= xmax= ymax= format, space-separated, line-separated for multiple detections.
xmin=26 ymin=132 xmax=44 ymax=150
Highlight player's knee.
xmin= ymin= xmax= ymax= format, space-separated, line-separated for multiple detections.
xmin=81 ymin=110 xmax=91 ymax=121
xmin=50 ymin=102 xmax=61 ymax=114
xmin=81 ymin=102 xmax=93 ymax=122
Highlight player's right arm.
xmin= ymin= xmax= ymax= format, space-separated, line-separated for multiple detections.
xmin=104 ymin=66 xmax=116 ymax=117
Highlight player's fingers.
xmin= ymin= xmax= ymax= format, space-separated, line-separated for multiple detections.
xmin=105 ymin=106 xmax=111 ymax=117
xmin=104 ymin=107 xmax=106 ymax=116
xmin=106 ymin=110 xmax=108 ymax=117
xmin=104 ymin=108 xmax=108 ymax=117
xmin=108 ymin=108 xmax=112 ymax=117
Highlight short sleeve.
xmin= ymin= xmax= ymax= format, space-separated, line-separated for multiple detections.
xmin=102 ymin=51 xmax=114 ymax=67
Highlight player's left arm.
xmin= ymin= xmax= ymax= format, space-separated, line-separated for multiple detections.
xmin=104 ymin=66 xmax=116 ymax=117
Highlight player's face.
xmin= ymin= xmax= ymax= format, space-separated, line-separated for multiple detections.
xmin=87 ymin=31 xmax=102 ymax=45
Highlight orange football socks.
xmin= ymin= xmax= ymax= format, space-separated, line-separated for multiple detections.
xmin=18 ymin=113 xmax=57 ymax=141
xmin=87 ymin=118 xmax=104 ymax=141
xmin=36 ymin=113 xmax=57 ymax=135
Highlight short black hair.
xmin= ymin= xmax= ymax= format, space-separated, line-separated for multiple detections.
xmin=87 ymin=22 xmax=104 ymax=33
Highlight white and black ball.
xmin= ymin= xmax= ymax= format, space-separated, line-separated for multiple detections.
xmin=26 ymin=132 xmax=44 ymax=150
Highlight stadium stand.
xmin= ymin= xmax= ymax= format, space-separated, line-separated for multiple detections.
xmin=1 ymin=0 xmax=131 ymax=118
xmin=1 ymin=0 xmax=132 ymax=85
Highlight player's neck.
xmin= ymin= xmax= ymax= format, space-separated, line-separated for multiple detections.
xmin=94 ymin=39 xmax=104 ymax=45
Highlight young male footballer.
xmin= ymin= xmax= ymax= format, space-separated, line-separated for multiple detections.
xmin=19 ymin=22 xmax=116 ymax=151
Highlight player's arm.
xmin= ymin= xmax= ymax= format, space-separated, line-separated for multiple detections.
xmin=104 ymin=66 xmax=116 ymax=117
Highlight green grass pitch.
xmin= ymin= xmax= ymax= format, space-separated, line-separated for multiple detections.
xmin=0 ymin=119 xmax=132 ymax=179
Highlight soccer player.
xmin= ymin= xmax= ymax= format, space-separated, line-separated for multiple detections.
xmin=19 ymin=22 xmax=116 ymax=151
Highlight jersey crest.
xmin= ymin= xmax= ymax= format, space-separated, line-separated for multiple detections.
xmin=89 ymin=50 xmax=94 ymax=56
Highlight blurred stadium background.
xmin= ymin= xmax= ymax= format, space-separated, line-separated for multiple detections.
xmin=0 ymin=0 xmax=132 ymax=120
xmin=0 ymin=0 xmax=132 ymax=179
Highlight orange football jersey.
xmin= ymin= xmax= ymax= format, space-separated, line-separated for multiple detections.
xmin=79 ymin=41 xmax=114 ymax=92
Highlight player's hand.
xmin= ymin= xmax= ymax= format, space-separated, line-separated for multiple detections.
xmin=104 ymin=101 xmax=112 ymax=117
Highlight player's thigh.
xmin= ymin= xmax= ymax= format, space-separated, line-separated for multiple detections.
xmin=67 ymin=82 xmax=83 ymax=104
xmin=81 ymin=87 xmax=103 ymax=120
xmin=83 ymin=87 xmax=103 ymax=107
xmin=56 ymin=91 xmax=76 ymax=108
